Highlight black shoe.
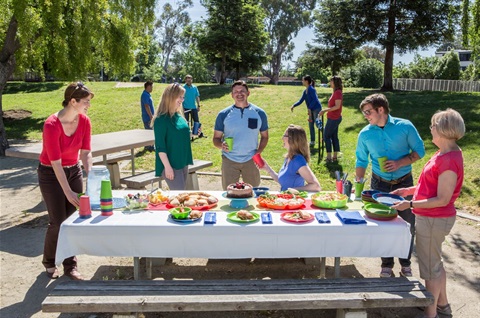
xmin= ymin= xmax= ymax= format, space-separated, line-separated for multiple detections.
xmin=199 ymin=132 xmax=207 ymax=138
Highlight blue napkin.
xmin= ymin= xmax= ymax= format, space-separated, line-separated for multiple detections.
xmin=261 ymin=212 xmax=272 ymax=224
xmin=204 ymin=212 xmax=216 ymax=224
xmin=335 ymin=209 xmax=366 ymax=224
xmin=315 ymin=212 xmax=331 ymax=223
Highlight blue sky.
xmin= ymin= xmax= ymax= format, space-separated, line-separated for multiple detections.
xmin=183 ymin=0 xmax=436 ymax=65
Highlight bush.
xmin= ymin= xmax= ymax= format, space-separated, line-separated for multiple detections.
xmin=434 ymin=50 xmax=460 ymax=80
xmin=351 ymin=58 xmax=384 ymax=88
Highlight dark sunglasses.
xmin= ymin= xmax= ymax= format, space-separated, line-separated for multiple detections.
xmin=69 ymin=82 xmax=86 ymax=100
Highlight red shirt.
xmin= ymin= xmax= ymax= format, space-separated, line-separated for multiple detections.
xmin=413 ymin=150 xmax=463 ymax=218
xmin=327 ymin=89 xmax=343 ymax=120
xmin=39 ymin=113 xmax=91 ymax=166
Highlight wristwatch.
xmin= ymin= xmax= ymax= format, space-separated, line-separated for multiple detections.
xmin=410 ymin=201 xmax=414 ymax=208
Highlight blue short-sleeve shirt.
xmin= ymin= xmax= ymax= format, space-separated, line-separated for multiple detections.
xmin=278 ymin=154 xmax=308 ymax=191
xmin=214 ymin=103 xmax=268 ymax=163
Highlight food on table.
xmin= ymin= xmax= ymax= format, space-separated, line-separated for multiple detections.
xmin=282 ymin=188 xmax=308 ymax=198
xmin=189 ymin=210 xmax=203 ymax=219
xmin=312 ymin=192 xmax=347 ymax=201
xmin=168 ymin=192 xmax=219 ymax=208
xmin=311 ymin=191 xmax=349 ymax=209
xmin=169 ymin=207 xmax=192 ymax=219
xmin=226 ymin=182 xmax=254 ymax=198
xmin=147 ymin=190 xmax=168 ymax=204
xmin=257 ymin=193 xmax=305 ymax=209
xmin=125 ymin=193 xmax=149 ymax=210
xmin=236 ymin=210 xmax=254 ymax=220
xmin=284 ymin=210 xmax=313 ymax=220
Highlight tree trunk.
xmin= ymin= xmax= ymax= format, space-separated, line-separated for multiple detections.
xmin=381 ymin=1 xmax=396 ymax=91
xmin=270 ymin=53 xmax=281 ymax=85
xmin=219 ymin=53 xmax=226 ymax=85
xmin=0 ymin=17 xmax=21 ymax=156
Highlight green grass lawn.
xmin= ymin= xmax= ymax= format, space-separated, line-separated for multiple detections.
xmin=3 ymin=81 xmax=479 ymax=213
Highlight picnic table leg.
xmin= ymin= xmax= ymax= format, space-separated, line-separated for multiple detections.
xmin=334 ymin=257 xmax=341 ymax=278
xmin=130 ymin=149 xmax=135 ymax=175
xmin=336 ymin=308 xmax=367 ymax=318
xmin=133 ymin=257 xmax=140 ymax=280
xmin=146 ymin=258 xmax=152 ymax=279
xmin=320 ymin=257 xmax=326 ymax=278
xmin=186 ymin=172 xmax=199 ymax=190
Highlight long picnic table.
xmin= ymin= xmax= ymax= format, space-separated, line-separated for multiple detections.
xmin=55 ymin=190 xmax=412 ymax=280
xmin=6 ymin=129 xmax=155 ymax=187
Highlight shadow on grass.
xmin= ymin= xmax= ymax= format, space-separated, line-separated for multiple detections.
xmin=4 ymin=116 xmax=45 ymax=140
xmin=4 ymin=82 xmax=64 ymax=94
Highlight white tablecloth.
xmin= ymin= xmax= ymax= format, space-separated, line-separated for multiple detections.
xmin=55 ymin=191 xmax=411 ymax=266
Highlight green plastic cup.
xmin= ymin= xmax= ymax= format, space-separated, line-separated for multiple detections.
xmin=100 ymin=179 xmax=112 ymax=199
xmin=378 ymin=156 xmax=388 ymax=173
xmin=354 ymin=182 xmax=365 ymax=199
xmin=224 ymin=137 xmax=233 ymax=151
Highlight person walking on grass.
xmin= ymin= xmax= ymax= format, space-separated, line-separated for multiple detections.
xmin=38 ymin=82 xmax=94 ymax=281
xmin=391 ymin=109 xmax=464 ymax=318
xmin=355 ymin=93 xmax=425 ymax=278
xmin=319 ymin=75 xmax=343 ymax=162
xmin=182 ymin=74 xmax=205 ymax=138
xmin=290 ymin=75 xmax=322 ymax=147
xmin=140 ymin=80 xmax=155 ymax=151
xmin=213 ymin=80 xmax=269 ymax=190
xmin=151 ymin=83 xmax=199 ymax=190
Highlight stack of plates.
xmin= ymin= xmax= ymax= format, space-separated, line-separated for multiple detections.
xmin=361 ymin=190 xmax=381 ymax=204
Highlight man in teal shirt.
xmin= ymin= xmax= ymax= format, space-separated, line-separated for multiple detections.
xmin=182 ymin=75 xmax=204 ymax=137
xmin=355 ymin=93 xmax=425 ymax=279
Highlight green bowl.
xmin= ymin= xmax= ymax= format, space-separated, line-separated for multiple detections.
xmin=169 ymin=207 xmax=192 ymax=219
xmin=363 ymin=203 xmax=398 ymax=221
xmin=311 ymin=191 xmax=348 ymax=209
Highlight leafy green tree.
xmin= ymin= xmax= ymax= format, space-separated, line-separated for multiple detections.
xmin=172 ymin=44 xmax=213 ymax=83
xmin=260 ymin=0 xmax=316 ymax=84
xmin=156 ymin=0 xmax=193 ymax=74
xmin=393 ymin=62 xmax=412 ymax=79
xmin=314 ymin=0 xmax=461 ymax=91
xmin=462 ymin=0 xmax=471 ymax=47
xmin=0 ymin=0 xmax=155 ymax=155
xmin=409 ymin=54 xmax=439 ymax=79
xmin=198 ymin=0 xmax=267 ymax=84
xmin=434 ymin=50 xmax=461 ymax=79
xmin=351 ymin=58 xmax=384 ymax=88
xmin=295 ymin=48 xmax=330 ymax=84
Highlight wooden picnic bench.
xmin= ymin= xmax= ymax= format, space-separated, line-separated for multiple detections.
xmin=42 ymin=277 xmax=433 ymax=317
xmin=89 ymin=151 xmax=132 ymax=188
xmin=120 ymin=159 xmax=213 ymax=190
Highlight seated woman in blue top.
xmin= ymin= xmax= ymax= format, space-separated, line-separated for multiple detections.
xmin=258 ymin=124 xmax=321 ymax=192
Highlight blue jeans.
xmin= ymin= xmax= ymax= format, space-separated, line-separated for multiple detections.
xmin=184 ymin=108 xmax=199 ymax=125
xmin=308 ymin=108 xmax=321 ymax=143
xmin=371 ymin=172 xmax=415 ymax=268
xmin=324 ymin=116 xmax=342 ymax=153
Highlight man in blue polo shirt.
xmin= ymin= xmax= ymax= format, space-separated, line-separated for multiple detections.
xmin=355 ymin=93 xmax=425 ymax=279
xmin=140 ymin=80 xmax=155 ymax=151
xmin=182 ymin=75 xmax=204 ymax=137
xmin=213 ymin=81 xmax=269 ymax=190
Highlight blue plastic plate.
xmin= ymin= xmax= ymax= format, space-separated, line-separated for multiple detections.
xmin=372 ymin=193 xmax=405 ymax=206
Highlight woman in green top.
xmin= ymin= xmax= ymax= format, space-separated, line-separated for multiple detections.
xmin=151 ymin=83 xmax=197 ymax=190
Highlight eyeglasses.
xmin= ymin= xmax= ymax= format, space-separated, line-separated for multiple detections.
xmin=282 ymin=134 xmax=289 ymax=138
xmin=429 ymin=124 xmax=436 ymax=130
xmin=69 ymin=82 xmax=85 ymax=100
xmin=361 ymin=108 xmax=374 ymax=116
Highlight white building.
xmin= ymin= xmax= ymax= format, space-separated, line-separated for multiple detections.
xmin=435 ymin=49 xmax=473 ymax=71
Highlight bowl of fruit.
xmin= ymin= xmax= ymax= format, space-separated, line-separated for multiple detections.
xmin=125 ymin=193 xmax=149 ymax=210
xmin=169 ymin=207 xmax=192 ymax=219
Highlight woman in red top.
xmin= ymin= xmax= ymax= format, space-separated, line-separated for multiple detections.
xmin=319 ymin=76 xmax=343 ymax=162
xmin=38 ymin=82 xmax=94 ymax=280
xmin=391 ymin=109 xmax=465 ymax=318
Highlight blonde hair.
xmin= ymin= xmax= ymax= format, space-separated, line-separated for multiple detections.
xmin=285 ymin=124 xmax=310 ymax=162
xmin=431 ymin=108 xmax=465 ymax=141
xmin=150 ymin=83 xmax=185 ymax=127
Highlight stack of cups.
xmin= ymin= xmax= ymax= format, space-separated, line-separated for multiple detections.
xmin=79 ymin=195 xmax=92 ymax=219
xmin=100 ymin=179 xmax=113 ymax=216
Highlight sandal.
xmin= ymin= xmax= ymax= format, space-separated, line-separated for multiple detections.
xmin=46 ymin=267 xmax=60 ymax=279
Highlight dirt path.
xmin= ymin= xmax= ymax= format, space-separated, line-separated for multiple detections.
xmin=1 ymin=156 xmax=479 ymax=318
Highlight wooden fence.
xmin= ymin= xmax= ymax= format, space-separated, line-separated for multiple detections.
xmin=393 ymin=78 xmax=480 ymax=92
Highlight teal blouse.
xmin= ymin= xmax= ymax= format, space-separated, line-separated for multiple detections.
xmin=153 ymin=113 xmax=193 ymax=177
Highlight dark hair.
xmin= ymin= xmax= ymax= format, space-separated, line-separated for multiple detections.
xmin=359 ymin=93 xmax=390 ymax=115
xmin=231 ymin=80 xmax=249 ymax=92
xmin=185 ymin=74 xmax=193 ymax=80
xmin=330 ymin=76 xmax=343 ymax=91
xmin=63 ymin=82 xmax=94 ymax=107
xmin=144 ymin=81 xmax=153 ymax=89
xmin=302 ymin=75 xmax=315 ymax=87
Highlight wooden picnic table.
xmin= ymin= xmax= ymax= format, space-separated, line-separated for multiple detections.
xmin=6 ymin=129 xmax=155 ymax=187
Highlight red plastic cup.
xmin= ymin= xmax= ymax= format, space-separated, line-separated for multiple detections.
xmin=252 ymin=153 xmax=265 ymax=168
xmin=79 ymin=195 xmax=92 ymax=219
xmin=335 ymin=180 xmax=343 ymax=194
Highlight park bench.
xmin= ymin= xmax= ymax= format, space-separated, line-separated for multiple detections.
xmin=120 ymin=159 xmax=213 ymax=190
xmin=42 ymin=277 xmax=433 ymax=318
xmin=90 ymin=151 xmax=132 ymax=188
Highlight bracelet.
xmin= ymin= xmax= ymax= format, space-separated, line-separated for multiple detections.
xmin=410 ymin=201 xmax=413 ymax=208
